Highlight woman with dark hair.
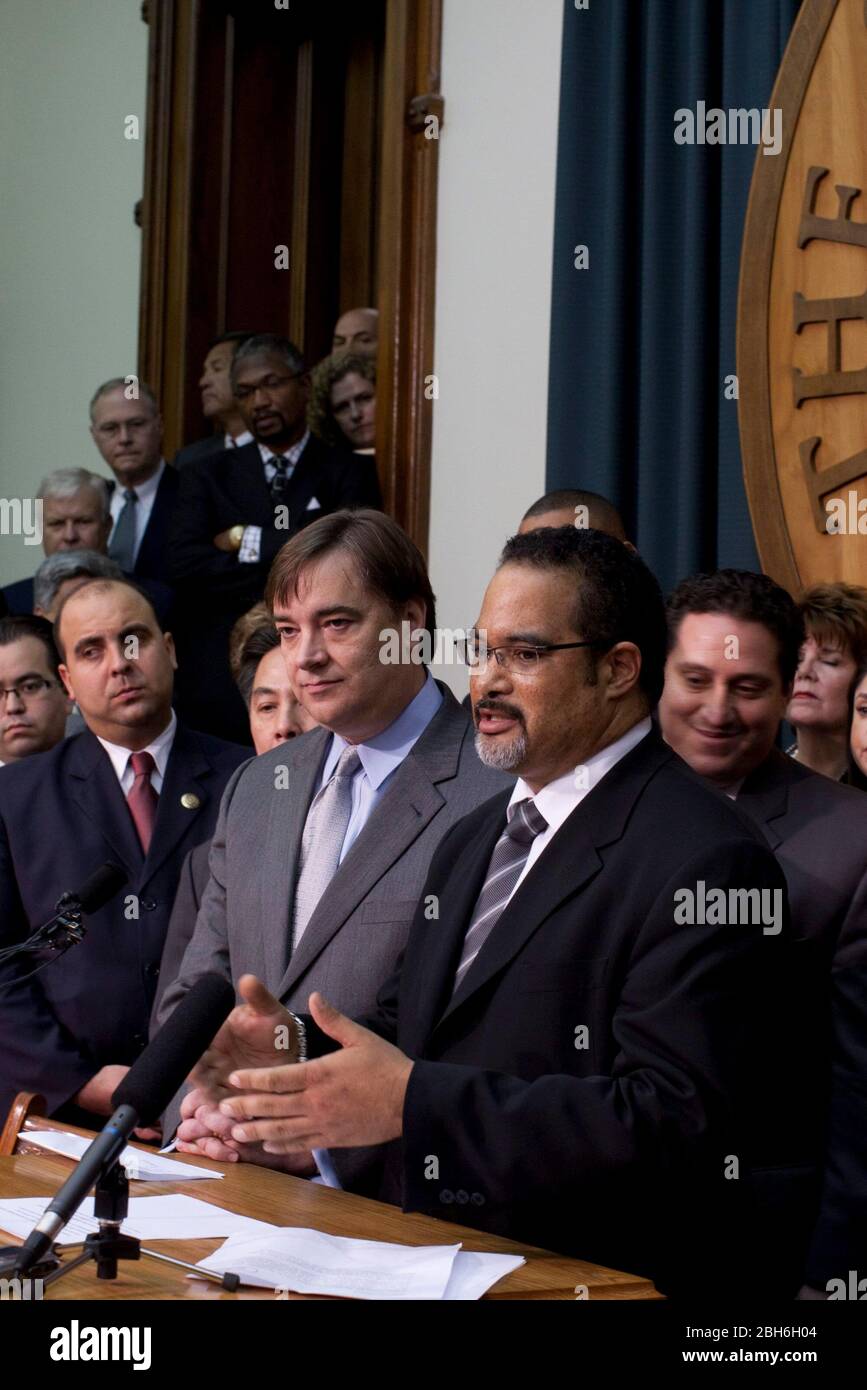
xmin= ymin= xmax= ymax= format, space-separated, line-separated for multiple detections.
xmin=787 ymin=582 xmax=867 ymax=781
xmin=308 ymin=352 xmax=376 ymax=455
xmin=846 ymin=661 xmax=867 ymax=790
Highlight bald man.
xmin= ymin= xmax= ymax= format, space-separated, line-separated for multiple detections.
xmin=0 ymin=577 xmax=247 ymax=1129
xmin=332 ymin=307 xmax=378 ymax=356
xmin=519 ymin=488 xmax=635 ymax=551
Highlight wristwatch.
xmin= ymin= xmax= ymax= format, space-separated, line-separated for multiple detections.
xmin=228 ymin=524 xmax=245 ymax=550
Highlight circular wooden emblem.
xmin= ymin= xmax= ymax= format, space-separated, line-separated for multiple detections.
xmin=738 ymin=0 xmax=867 ymax=593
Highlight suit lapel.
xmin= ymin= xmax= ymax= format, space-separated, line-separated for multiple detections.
xmin=66 ymin=731 xmax=144 ymax=879
xmin=140 ymin=724 xmax=215 ymax=885
xmin=275 ymin=746 xmax=446 ymax=998
xmin=226 ymin=443 xmax=274 ymax=524
xmin=429 ymin=729 xmax=673 ymax=1042
xmin=274 ymin=685 xmax=473 ymax=998
xmin=735 ymin=750 xmax=792 ymax=850
xmin=262 ymin=729 xmax=331 ymax=992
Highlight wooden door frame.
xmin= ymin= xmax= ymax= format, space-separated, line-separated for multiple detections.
xmin=137 ymin=0 xmax=443 ymax=557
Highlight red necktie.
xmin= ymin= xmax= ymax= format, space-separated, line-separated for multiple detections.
xmin=127 ymin=751 xmax=158 ymax=854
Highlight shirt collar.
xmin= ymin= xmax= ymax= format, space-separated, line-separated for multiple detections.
xmin=258 ymin=430 xmax=310 ymax=467
xmin=124 ymin=458 xmax=165 ymax=503
xmin=227 ymin=429 xmax=253 ymax=449
xmin=95 ymin=709 xmax=177 ymax=784
xmin=324 ymin=672 xmax=443 ymax=791
xmin=508 ymin=716 xmax=653 ymax=832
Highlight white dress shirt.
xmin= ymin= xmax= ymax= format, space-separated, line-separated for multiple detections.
xmin=238 ymin=431 xmax=312 ymax=563
xmin=108 ymin=459 xmax=166 ymax=566
xmin=504 ymin=716 xmax=653 ymax=904
xmin=95 ymin=710 xmax=177 ymax=797
xmin=226 ymin=429 xmax=253 ymax=449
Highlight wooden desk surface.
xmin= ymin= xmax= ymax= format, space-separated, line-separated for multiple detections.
xmin=0 ymin=1133 xmax=661 ymax=1301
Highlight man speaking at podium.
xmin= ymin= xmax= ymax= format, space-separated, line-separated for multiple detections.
xmin=189 ymin=530 xmax=822 ymax=1297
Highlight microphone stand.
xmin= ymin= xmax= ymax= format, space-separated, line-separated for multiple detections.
xmin=32 ymin=1158 xmax=240 ymax=1293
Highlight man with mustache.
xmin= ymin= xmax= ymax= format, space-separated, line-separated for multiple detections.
xmin=186 ymin=529 xmax=820 ymax=1296
xmin=168 ymin=334 xmax=381 ymax=743
xmin=0 ymin=578 xmax=247 ymax=1129
xmin=658 ymin=568 xmax=867 ymax=1297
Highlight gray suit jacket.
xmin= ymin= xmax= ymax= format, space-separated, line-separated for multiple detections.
xmin=155 ymin=683 xmax=511 ymax=1145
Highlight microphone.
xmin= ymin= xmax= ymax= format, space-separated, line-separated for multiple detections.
xmin=0 ymin=862 xmax=127 ymax=970
xmin=55 ymin=862 xmax=128 ymax=916
xmin=14 ymin=973 xmax=235 ymax=1274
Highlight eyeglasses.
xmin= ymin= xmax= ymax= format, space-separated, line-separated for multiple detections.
xmin=457 ymin=634 xmax=610 ymax=674
xmin=94 ymin=419 xmax=154 ymax=437
xmin=0 ymin=677 xmax=59 ymax=704
xmin=234 ymin=372 xmax=304 ymax=402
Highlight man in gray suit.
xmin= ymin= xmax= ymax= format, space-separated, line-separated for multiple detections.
xmin=659 ymin=568 xmax=867 ymax=1297
xmin=155 ymin=509 xmax=510 ymax=1174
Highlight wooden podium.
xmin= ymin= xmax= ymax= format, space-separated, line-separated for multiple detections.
xmin=0 ymin=1113 xmax=661 ymax=1300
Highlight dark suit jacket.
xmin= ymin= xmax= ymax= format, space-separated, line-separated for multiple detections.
xmin=172 ymin=435 xmax=228 ymax=469
xmin=107 ymin=465 xmax=180 ymax=588
xmin=0 ymin=573 xmax=174 ymax=629
xmin=166 ymin=436 xmax=381 ymax=742
xmin=736 ymin=750 xmax=867 ymax=1287
xmin=0 ymin=722 xmax=248 ymax=1124
xmin=305 ymin=730 xmax=824 ymax=1297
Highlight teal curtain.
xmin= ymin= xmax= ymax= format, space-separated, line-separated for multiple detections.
xmin=547 ymin=0 xmax=802 ymax=592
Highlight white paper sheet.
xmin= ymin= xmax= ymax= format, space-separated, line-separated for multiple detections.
xmin=442 ymin=1249 xmax=525 ymax=1299
xmin=18 ymin=1129 xmax=221 ymax=1181
xmin=193 ymin=1226 xmax=521 ymax=1300
xmin=0 ymin=1194 xmax=275 ymax=1245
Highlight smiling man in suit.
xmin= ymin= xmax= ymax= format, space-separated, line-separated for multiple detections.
xmin=0 ymin=577 xmax=247 ymax=1129
xmin=193 ymin=528 xmax=823 ymax=1297
xmin=659 ymin=568 xmax=867 ymax=1297
xmin=168 ymin=335 xmax=382 ymax=742
xmin=156 ymin=510 xmax=511 ymax=1178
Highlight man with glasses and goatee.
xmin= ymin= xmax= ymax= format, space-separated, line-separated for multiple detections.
xmin=189 ymin=527 xmax=824 ymax=1299
xmin=168 ymin=334 xmax=381 ymax=743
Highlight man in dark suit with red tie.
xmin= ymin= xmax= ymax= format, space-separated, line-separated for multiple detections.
xmin=187 ymin=529 xmax=825 ymax=1297
xmin=168 ymin=334 xmax=382 ymax=742
xmin=0 ymin=577 xmax=247 ymax=1130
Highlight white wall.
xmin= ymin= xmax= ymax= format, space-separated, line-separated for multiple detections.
xmin=0 ymin=0 xmax=147 ymax=585
xmin=428 ymin=0 xmax=564 ymax=695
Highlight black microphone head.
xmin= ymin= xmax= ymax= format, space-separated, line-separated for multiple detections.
xmin=112 ymin=973 xmax=235 ymax=1123
xmin=57 ymin=862 xmax=127 ymax=915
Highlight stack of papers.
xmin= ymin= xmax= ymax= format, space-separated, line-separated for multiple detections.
xmin=0 ymin=1194 xmax=272 ymax=1245
xmin=19 ymin=1129 xmax=220 ymax=1181
xmin=194 ymin=1226 xmax=524 ymax=1300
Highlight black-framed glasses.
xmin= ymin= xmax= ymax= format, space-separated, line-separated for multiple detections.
xmin=457 ymin=634 xmax=611 ymax=674
xmin=0 ymin=677 xmax=59 ymax=704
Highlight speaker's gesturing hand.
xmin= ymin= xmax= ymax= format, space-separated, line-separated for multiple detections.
xmin=189 ymin=974 xmax=299 ymax=1105
xmin=219 ymin=992 xmax=414 ymax=1153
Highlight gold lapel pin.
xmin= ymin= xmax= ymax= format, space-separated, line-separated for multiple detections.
xmin=180 ymin=792 xmax=201 ymax=810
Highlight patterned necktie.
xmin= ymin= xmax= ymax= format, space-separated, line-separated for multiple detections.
xmin=270 ymin=454 xmax=292 ymax=503
xmin=109 ymin=488 xmax=138 ymax=570
xmin=451 ymin=797 xmax=548 ymax=996
xmin=127 ymin=751 xmax=158 ymax=854
xmin=291 ymin=746 xmax=361 ymax=948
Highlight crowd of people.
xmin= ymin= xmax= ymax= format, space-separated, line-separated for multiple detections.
xmin=0 ymin=313 xmax=864 ymax=1300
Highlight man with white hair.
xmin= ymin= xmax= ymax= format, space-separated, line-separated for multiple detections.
xmin=2 ymin=468 xmax=112 ymax=614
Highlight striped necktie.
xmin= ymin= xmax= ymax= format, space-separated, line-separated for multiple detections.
xmin=450 ymin=797 xmax=548 ymax=996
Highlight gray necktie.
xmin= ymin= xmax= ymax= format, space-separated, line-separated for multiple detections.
xmin=291 ymin=746 xmax=362 ymax=948
xmin=451 ymin=797 xmax=548 ymax=996
xmin=109 ymin=488 xmax=138 ymax=570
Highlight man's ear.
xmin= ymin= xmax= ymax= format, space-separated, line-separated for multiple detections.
xmin=58 ymin=663 xmax=76 ymax=701
xmin=164 ymin=631 xmax=178 ymax=671
xmin=603 ymin=641 xmax=642 ymax=698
